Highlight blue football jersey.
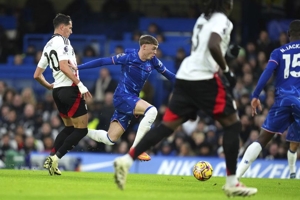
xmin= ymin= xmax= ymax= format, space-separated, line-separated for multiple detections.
xmin=271 ymin=40 xmax=300 ymax=98
xmin=112 ymin=49 xmax=166 ymax=97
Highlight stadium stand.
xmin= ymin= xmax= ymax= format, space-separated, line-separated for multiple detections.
xmin=0 ymin=16 xmax=17 ymax=30
xmin=1 ymin=0 xmax=298 ymax=168
xmin=139 ymin=17 xmax=196 ymax=32
xmin=267 ymin=19 xmax=293 ymax=41
xmin=23 ymin=34 xmax=107 ymax=56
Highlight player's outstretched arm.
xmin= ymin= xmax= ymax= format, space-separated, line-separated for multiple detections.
xmin=77 ymin=57 xmax=114 ymax=70
xmin=153 ymin=57 xmax=176 ymax=83
xmin=161 ymin=68 xmax=176 ymax=83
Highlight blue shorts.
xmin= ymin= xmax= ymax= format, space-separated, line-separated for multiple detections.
xmin=287 ymin=123 xmax=300 ymax=143
xmin=262 ymin=96 xmax=300 ymax=134
xmin=111 ymin=94 xmax=141 ymax=130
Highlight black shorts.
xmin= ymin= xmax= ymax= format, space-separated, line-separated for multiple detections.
xmin=52 ymin=86 xmax=87 ymax=118
xmin=163 ymin=73 xmax=236 ymax=122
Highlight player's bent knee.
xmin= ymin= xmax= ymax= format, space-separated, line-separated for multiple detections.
xmin=71 ymin=114 xmax=89 ymax=128
xmin=289 ymin=142 xmax=299 ymax=152
xmin=145 ymin=106 xmax=158 ymax=120
xmin=62 ymin=126 xmax=74 ymax=133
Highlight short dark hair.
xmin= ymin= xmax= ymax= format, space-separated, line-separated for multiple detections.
xmin=200 ymin=0 xmax=232 ymax=17
xmin=288 ymin=20 xmax=300 ymax=37
xmin=139 ymin=35 xmax=159 ymax=46
xmin=53 ymin=13 xmax=71 ymax=29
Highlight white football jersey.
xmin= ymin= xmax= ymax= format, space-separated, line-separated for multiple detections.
xmin=176 ymin=12 xmax=233 ymax=80
xmin=37 ymin=34 xmax=78 ymax=88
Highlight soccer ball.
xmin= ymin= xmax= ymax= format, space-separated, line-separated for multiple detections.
xmin=193 ymin=161 xmax=213 ymax=181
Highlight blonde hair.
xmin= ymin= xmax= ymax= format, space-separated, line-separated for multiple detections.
xmin=139 ymin=35 xmax=159 ymax=46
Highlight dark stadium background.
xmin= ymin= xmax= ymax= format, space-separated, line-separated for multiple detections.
xmin=0 ymin=0 xmax=299 ymax=170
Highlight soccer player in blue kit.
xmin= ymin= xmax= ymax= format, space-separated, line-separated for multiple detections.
xmin=73 ymin=35 xmax=175 ymax=161
xmin=236 ymin=20 xmax=300 ymax=178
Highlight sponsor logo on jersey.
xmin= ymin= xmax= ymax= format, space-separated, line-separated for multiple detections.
xmin=64 ymin=46 xmax=68 ymax=52
xmin=116 ymin=53 xmax=125 ymax=58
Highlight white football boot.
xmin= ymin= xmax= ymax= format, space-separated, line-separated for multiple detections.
xmin=113 ymin=154 xmax=133 ymax=190
xmin=44 ymin=156 xmax=62 ymax=175
xmin=222 ymin=182 xmax=258 ymax=197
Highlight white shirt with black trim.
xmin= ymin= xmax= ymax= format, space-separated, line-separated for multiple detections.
xmin=37 ymin=34 xmax=78 ymax=88
xmin=176 ymin=12 xmax=233 ymax=81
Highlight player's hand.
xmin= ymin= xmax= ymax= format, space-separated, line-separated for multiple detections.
xmin=77 ymin=82 xmax=92 ymax=98
xmin=83 ymin=91 xmax=92 ymax=99
xmin=251 ymin=98 xmax=262 ymax=117
xmin=68 ymin=60 xmax=78 ymax=71
xmin=225 ymin=44 xmax=241 ymax=63
xmin=47 ymin=83 xmax=54 ymax=90
xmin=223 ymin=70 xmax=237 ymax=89
xmin=227 ymin=44 xmax=241 ymax=58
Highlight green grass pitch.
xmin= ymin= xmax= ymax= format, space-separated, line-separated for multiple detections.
xmin=0 ymin=169 xmax=299 ymax=200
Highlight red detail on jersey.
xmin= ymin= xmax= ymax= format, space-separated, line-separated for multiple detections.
xmin=213 ymin=73 xmax=226 ymax=116
xmin=68 ymin=91 xmax=81 ymax=117
xmin=163 ymin=108 xmax=180 ymax=122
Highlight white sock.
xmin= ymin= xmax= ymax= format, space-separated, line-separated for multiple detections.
xmin=236 ymin=142 xmax=262 ymax=178
xmin=288 ymin=149 xmax=297 ymax=174
xmin=132 ymin=106 xmax=157 ymax=148
xmin=87 ymin=129 xmax=114 ymax=145
xmin=121 ymin=154 xmax=134 ymax=167
xmin=226 ymin=175 xmax=239 ymax=186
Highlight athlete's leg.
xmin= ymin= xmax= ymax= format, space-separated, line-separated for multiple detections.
xmin=237 ymin=104 xmax=292 ymax=178
xmin=130 ymin=100 xmax=158 ymax=161
xmin=236 ymin=129 xmax=274 ymax=178
xmin=87 ymin=120 xmax=123 ymax=145
xmin=132 ymin=99 xmax=157 ymax=148
xmin=288 ymin=142 xmax=299 ymax=179
xmin=44 ymin=117 xmax=73 ymax=175
xmin=114 ymin=116 xmax=183 ymax=190
xmin=217 ymin=113 xmax=241 ymax=186
xmin=114 ymin=88 xmax=188 ymax=189
xmin=48 ymin=93 xmax=89 ymax=175
xmin=89 ymin=94 xmax=138 ymax=146
xmin=50 ymin=117 xmax=74 ymax=156
xmin=55 ymin=114 xmax=88 ymax=158
xmin=130 ymin=118 xmax=183 ymax=160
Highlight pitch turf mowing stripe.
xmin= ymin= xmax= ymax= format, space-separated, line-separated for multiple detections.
xmin=0 ymin=169 xmax=299 ymax=200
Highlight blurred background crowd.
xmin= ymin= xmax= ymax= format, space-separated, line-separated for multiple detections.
xmin=1 ymin=0 xmax=300 ymax=167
